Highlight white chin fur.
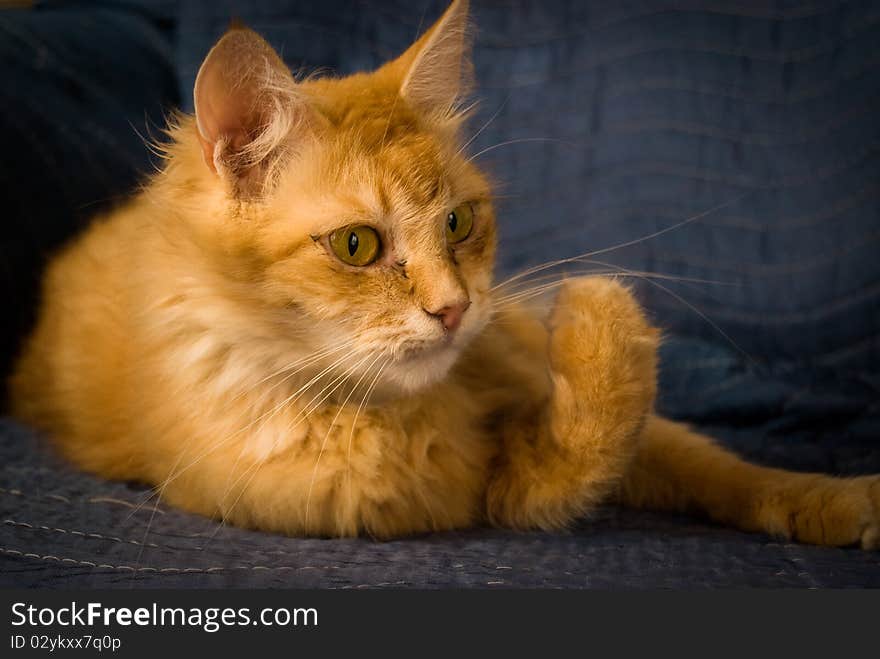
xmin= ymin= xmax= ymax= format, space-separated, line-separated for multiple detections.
xmin=384 ymin=345 xmax=461 ymax=393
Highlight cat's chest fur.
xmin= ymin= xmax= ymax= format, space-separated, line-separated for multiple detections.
xmin=132 ymin=316 xmax=508 ymax=533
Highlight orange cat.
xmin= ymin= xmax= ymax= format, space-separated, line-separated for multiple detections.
xmin=10 ymin=0 xmax=879 ymax=546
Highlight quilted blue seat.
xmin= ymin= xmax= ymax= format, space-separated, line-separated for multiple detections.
xmin=1 ymin=0 xmax=878 ymax=588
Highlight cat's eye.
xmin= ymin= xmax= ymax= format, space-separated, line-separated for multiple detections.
xmin=446 ymin=204 xmax=474 ymax=244
xmin=329 ymin=225 xmax=381 ymax=266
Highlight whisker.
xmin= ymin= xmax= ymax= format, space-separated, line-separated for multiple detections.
xmin=569 ymin=257 xmax=739 ymax=304
xmin=490 ymin=257 xmax=755 ymax=364
xmin=213 ymin=352 xmax=371 ymax=522
xmin=491 ymin=193 xmax=751 ymax=292
xmin=304 ymin=350 xmax=388 ymax=530
xmin=492 ymin=275 xmax=616 ymax=308
xmin=345 ymin=357 xmax=390 ymax=519
xmin=151 ymin=349 xmax=357 ymax=497
xmin=282 ymin=354 xmax=377 ymax=436
xmin=491 ymin=265 xmax=731 ymax=308
xmin=610 ymin=264 xmax=758 ymax=367
xmin=456 ymin=94 xmax=510 ymax=158
xmin=494 ymin=265 xmax=735 ymax=295
xmin=209 ymin=352 xmax=378 ymax=544
xmin=506 ymin=259 xmax=757 ymax=366
xmin=467 ymin=137 xmax=576 ymax=163
xmin=121 ymin=341 xmax=355 ymax=521
xmin=230 ymin=341 xmax=352 ymax=401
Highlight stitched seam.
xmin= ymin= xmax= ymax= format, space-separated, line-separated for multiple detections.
xmin=2 ymin=519 xmax=159 ymax=548
xmin=0 ymin=490 xmax=372 ymax=559
xmin=0 ymin=547 xmax=347 ymax=573
xmin=1 ymin=517 xmax=301 ymax=557
xmin=0 ymin=488 xmax=163 ymax=514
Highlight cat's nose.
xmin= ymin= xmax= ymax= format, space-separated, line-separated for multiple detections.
xmin=425 ymin=299 xmax=471 ymax=333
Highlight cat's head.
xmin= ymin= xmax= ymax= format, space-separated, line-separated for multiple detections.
xmin=178 ymin=0 xmax=495 ymax=393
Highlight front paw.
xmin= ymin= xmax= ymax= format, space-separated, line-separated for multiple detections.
xmin=548 ymin=277 xmax=659 ymax=398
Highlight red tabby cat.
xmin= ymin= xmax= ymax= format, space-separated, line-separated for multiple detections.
xmin=11 ymin=0 xmax=879 ymax=546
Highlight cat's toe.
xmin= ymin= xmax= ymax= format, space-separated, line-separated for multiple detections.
xmin=550 ymin=277 xmax=645 ymax=333
xmin=763 ymin=475 xmax=880 ymax=549
xmin=548 ymin=277 xmax=658 ymax=376
xmin=545 ymin=277 xmax=658 ymax=423
xmin=859 ymin=478 xmax=880 ymax=550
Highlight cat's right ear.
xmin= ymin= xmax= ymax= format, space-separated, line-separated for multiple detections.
xmin=194 ymin=26 xmax=308 ymax=198
xmin=398 ymin=0 xmax=473 ymax=123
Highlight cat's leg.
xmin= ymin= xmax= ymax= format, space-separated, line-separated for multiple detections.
xmin=619 ymin=415 xmax=880 ymax=548
xmin=486 ymin=277 xmax=660 ymax=529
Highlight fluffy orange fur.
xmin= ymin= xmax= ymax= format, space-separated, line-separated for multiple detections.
xmin=10 ymin=0 xmax=880 ymax=546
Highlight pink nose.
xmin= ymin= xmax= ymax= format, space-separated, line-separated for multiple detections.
xmin=426 ymin=300 xmax=471 ymax=332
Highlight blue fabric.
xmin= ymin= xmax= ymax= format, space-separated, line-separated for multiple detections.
xmin=1 ymin=1 xmax=879 ymax=587
xmin=0 ymin=2 xmax=179 ymax=386
xmin=2 ymin=419 xmax=878 ymax=588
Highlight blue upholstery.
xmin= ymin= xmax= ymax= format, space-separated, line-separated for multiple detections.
xmin=0 ymin=1 xmax=178 ymax=386
xmin=1 ymin=0 xmax=878 ymax=587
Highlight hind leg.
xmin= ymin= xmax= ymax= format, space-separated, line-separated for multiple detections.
xmin=486 ymin=277 xmax=659 ymax=529
xmin=620 ymin=416 xmax=880 ymax=548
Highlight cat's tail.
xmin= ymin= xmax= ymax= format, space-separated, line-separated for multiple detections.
xmin=618 ymin=415 xmax=880 ymax=549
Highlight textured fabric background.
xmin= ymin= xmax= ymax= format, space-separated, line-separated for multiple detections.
xmin=0 ymin=2 xmax=179 ymax=389
xmin=1 ymin=0 xmax=878 ymax=587
xmin=2 ymin=419 xmax=878 ymax=588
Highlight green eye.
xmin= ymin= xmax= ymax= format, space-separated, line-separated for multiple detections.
xmin=446 ymin=204 xmax=474 ymax=244
xmin=329 ymin=225 xmax=380 ymax=266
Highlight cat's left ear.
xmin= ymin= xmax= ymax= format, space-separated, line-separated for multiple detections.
xmin=399 ymin=0 xmax=473 ymax=122
xmin=194 ymin=26 xmax=310 ymax=197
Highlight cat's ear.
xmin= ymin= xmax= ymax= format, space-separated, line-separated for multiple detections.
xmin=194 ymin=26 xmax=307 ymax=197
xmin=399 ymin=0 xmax=473 ymax=121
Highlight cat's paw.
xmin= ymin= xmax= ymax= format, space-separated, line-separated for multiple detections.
xmin=548 ymin=277 xmax=659 ymax=388
xmin=760 ymin=475 xmax=880 ymax=549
